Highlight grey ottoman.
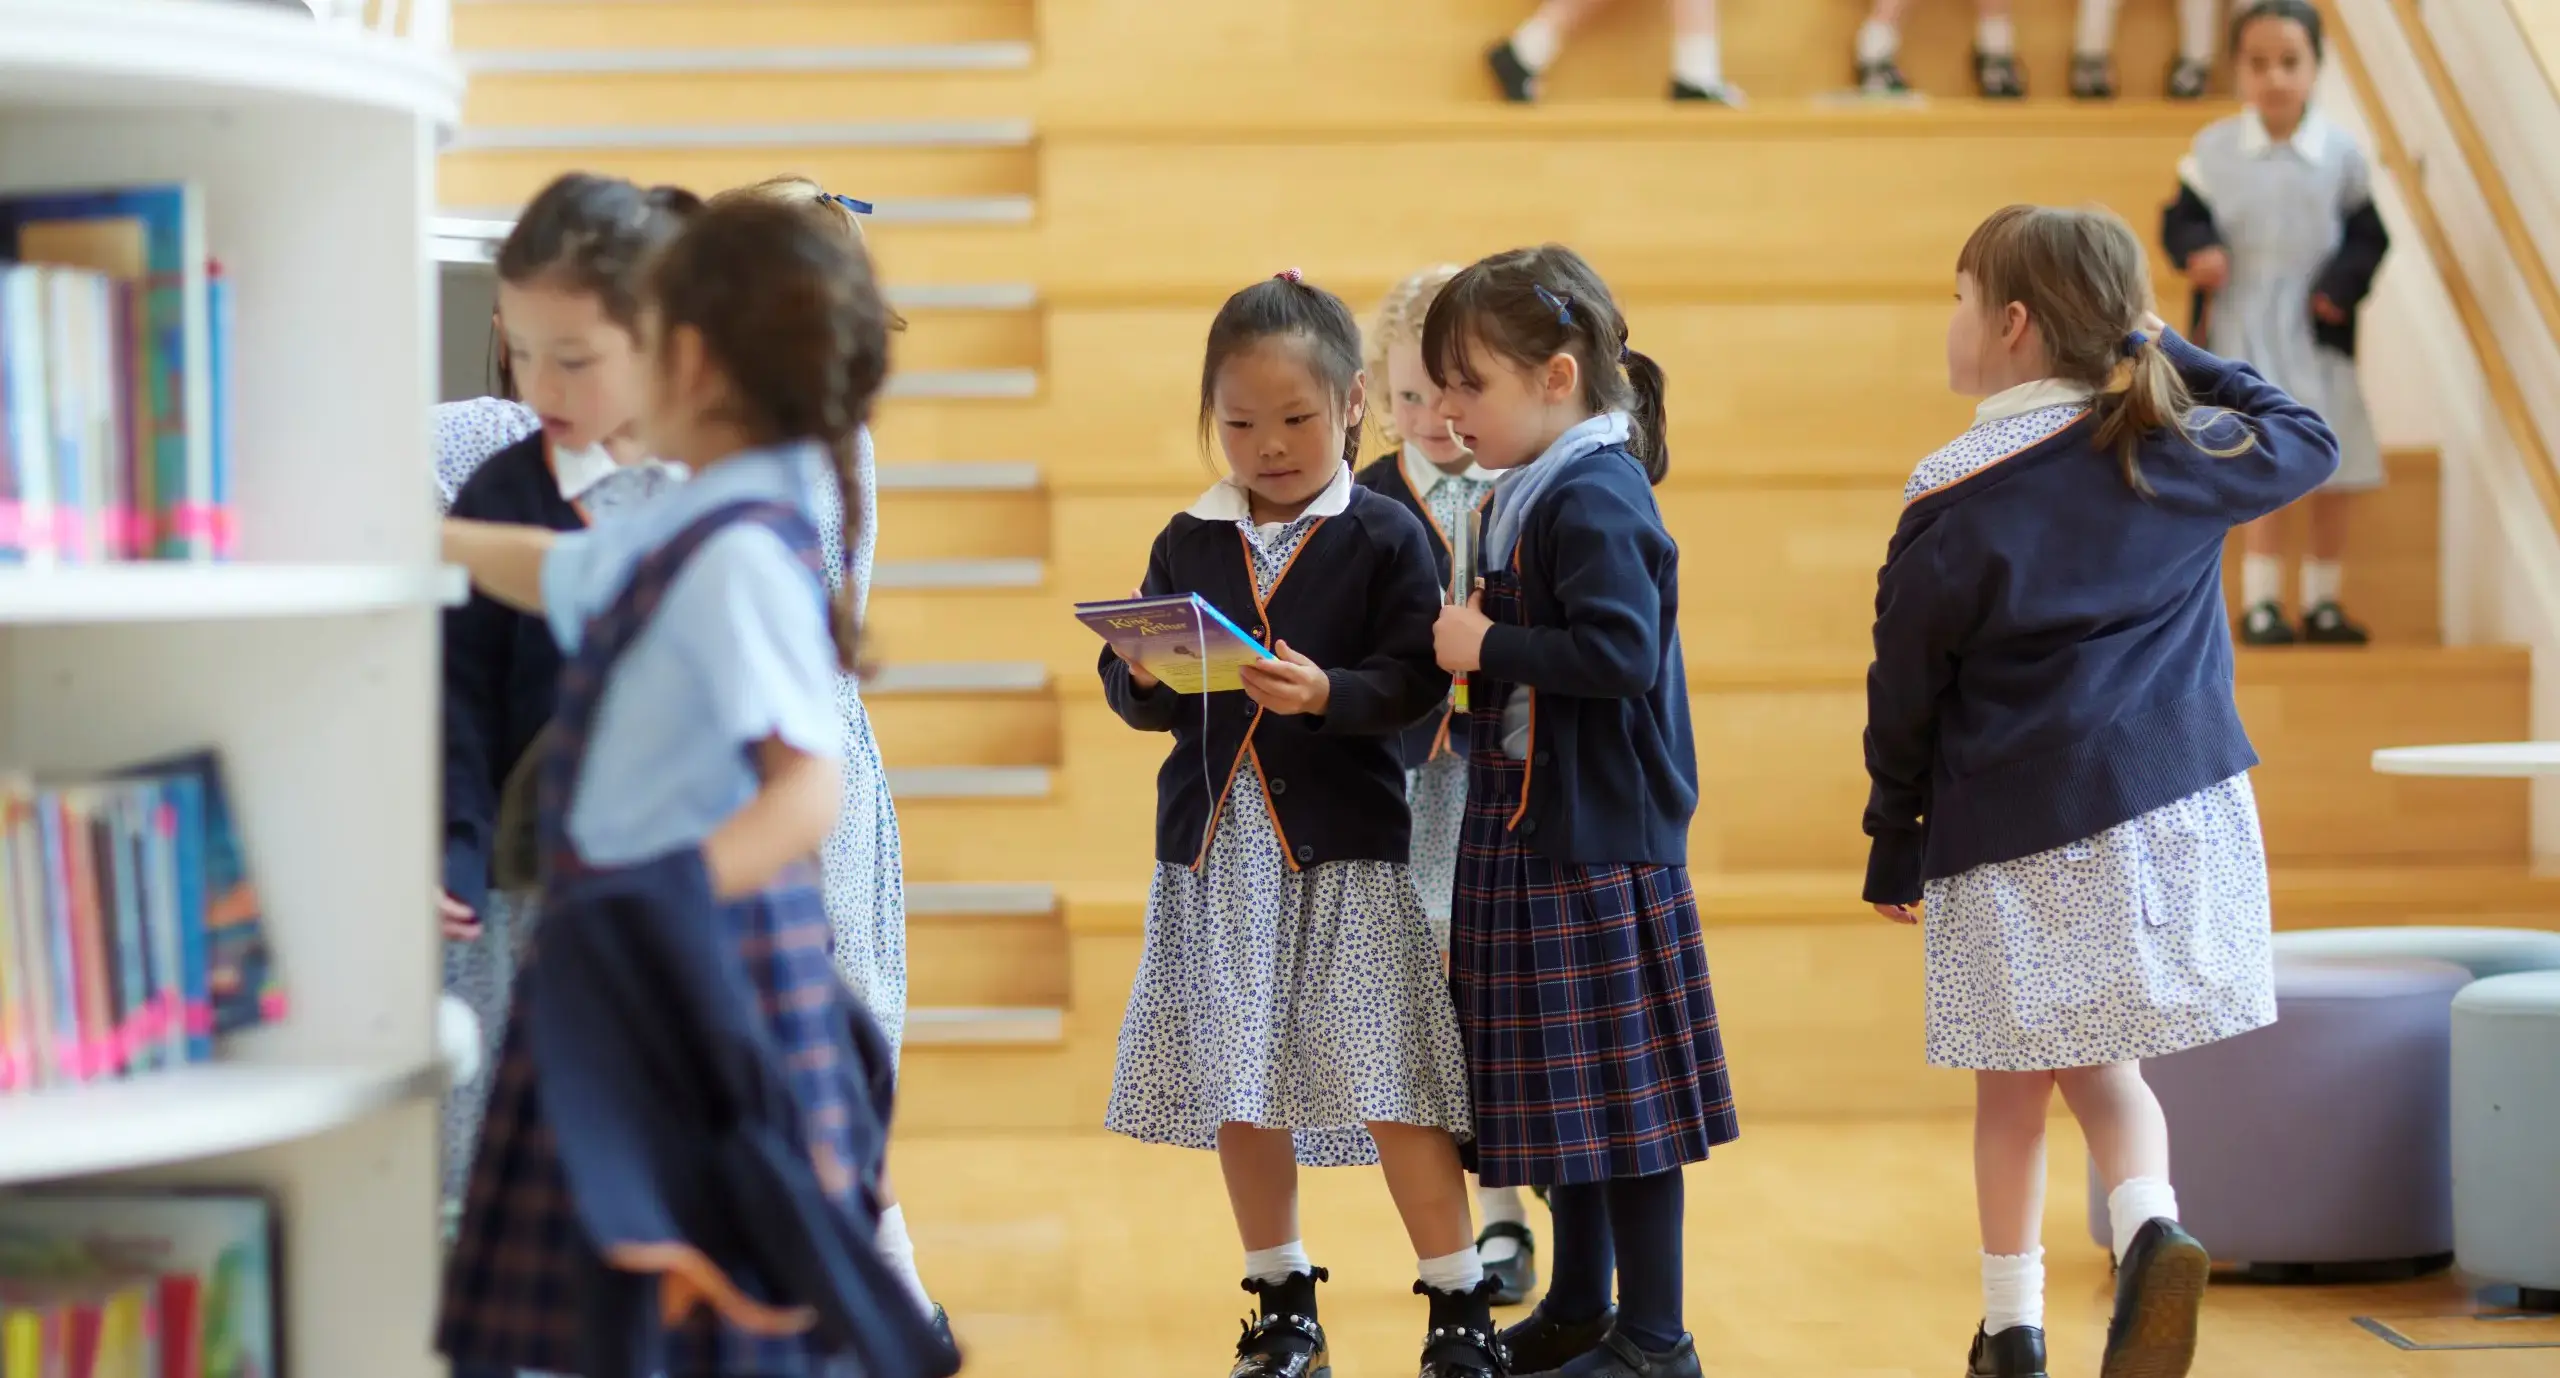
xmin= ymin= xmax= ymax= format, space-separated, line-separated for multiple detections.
xmin=2086 ymin=954 xmax=2472 ymax=1273
xmin=2274 ymin=924 xmax=2560 ymax=979
xmin=2451 ymin=971 xmax=2560 ymax=1310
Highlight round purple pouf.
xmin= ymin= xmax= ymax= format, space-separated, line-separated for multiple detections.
xmin=2083 ymin=953 xmax=2472 ymax=1269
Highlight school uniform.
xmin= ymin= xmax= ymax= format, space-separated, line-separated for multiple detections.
xmin=1099 ymin=465 xmax=1472 ymax=1167
xmin=1354 ymin=448 xmax=1498 ymax=948
xmin=436 ymin=442 xmax=938 ymax=1378
xmin=1866 ymin=332 xmax=2339 ymax=1071
xmin=2164 ymin=107 xmax=2389 ymax=492
xmin=1449 ymin=414 xmax=1739 ymax=1191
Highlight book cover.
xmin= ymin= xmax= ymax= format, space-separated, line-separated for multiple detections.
xmin=3 ymin=780 xmax=59 ymax=1092
xmin=153 ymin=775 xmax=212 ymax=1061
xmin=115 ymin=753 xmax=276 ymax=1035
xmin=31 ymin=796 xmax=88 ymax=1084
xmin=1074 ymin=592 xmax=1276 ymax=695
xmin=0 ymin=268 xmax=55 ymax=566
xmin=0 ymin=803 xmax=19 ymax=1094
xmin=203 ymin=264 xmax=230 ymax=561
xmin=56 ymin=790 xmax=114 ymax=1080
xmin=137 ymin=786 xmax=190 ymax=1070
xmin=37 ymin=270 xmax=89 ymax=564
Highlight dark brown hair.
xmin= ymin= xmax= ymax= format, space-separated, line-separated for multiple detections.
xmin=643 ymin=198 xmax=893 ymax=671
xmin=495 ymin=172 xmax=703 ymax=330
xmin=1420 ymin=244 xmax=1669 ymax=484
xmin=1958 ymin=204 xmax=2253 ymax=494
xmin=1197 ymin=272 xmax=1368 ymax=472
xmin=2230 ymin=0 xmax=2322 ymax=59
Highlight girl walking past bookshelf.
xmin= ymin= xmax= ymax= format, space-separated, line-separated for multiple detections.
xmin=1101 ymin=272 xmax=1501 ymax=1378
xmin=436 ymin=198 xmax=953 ymax=1378
xmin=1355 ymin=264 xmax=1540 ymax=1308
xmin=1865 ymin=204 xmax=2334 ymax=1378
xmin=1424 ymin=245 xmax=1737 ymax=1378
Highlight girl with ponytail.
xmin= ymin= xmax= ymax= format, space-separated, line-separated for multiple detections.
xmin=1866 ymin=202 xmax=2338 ymax=1378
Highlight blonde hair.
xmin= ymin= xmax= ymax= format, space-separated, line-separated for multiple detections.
xmin=710 ymin=175 xmax=905 ymax=330
xmin=1364 ymin=263 xmax=1462 ymax=449
xmin=1957 ymin=204 xmax=2252 ymax=494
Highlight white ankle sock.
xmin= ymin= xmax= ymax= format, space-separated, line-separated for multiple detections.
xmin=1475 ymin=1186 xmax=1529 ymax=1264
xmin=2243 ymin=553 xmax=2284 ymax=609
xmin=1856 ymin=19 xmax=1901 ymax=64
xmin=875 ymin=1204 xmax=935 ymax=1316
xmin=2300 ymin=558 xmax=2343 ymax=609
xmin=1244 ymin=1240 xmax=1313 ymax=1285
xmin=1978 ymin=15 xmax=2018 ymax=56
xmin=2075 ymin=0 xmax=2123 ymax=56
xmin=1981 ymin=1249 xmax=2046 ymax=1333
xmin=2178 ymin=0 xmax=2222 ymax=62
xmin=2108 ymin=1178 xmax=2181 ymax=1263
xmin=1419 ymin=1246 xmax=1486 ymax=1295
xmin=1510 ymin=15 xmax=1562 ymax=72
xmin=1673 ymin=33 xmax=1723 ymax=90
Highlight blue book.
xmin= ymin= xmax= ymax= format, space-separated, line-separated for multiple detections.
xmin=1074 ymin=592 xmax=1276 ymax=694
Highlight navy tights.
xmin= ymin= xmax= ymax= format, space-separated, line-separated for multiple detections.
xmin=1540 ymin=1169 xmax=1687 ymax=1353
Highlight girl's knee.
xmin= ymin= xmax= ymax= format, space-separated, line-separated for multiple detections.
xmin=2053 ymin=1060 xmax=2141 ymax=1098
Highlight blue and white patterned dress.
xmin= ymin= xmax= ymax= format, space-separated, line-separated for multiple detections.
xmin=1105 ymin=498 xmax=1473 ymax=1167
xmin=1905 ymin=380 xmax=2279 ymax=1072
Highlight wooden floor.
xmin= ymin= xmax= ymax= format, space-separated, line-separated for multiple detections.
xmin=889 ymin=1116 xmax=2553 ymax=1377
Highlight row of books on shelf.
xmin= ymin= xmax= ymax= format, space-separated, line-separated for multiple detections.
xmin=0 ymin=1192 xmax=278 ymax=1378
xmin=0 ymin=184 xmax=234 ymax=567
xmin=0 ymin=751 xmax=280 ymax=1097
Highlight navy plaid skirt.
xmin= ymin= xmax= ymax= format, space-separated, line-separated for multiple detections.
xmin=1449 ymin=688 xmax=1739 ymax=1189
xmin=436 ymin=869 xmax=863 ymax=1377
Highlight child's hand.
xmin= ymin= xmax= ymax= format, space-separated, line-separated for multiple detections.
xmin=1237 ymin=640 xmax=1331 ymax=715
xmin=1112 ymin=585 xmax=1161 ymax=688
xmin=2311 ymin=293 xmax=2347 ymax=325
xmin=2185 ymin=247 xmax=2231 ymax=291
xmin=1434 ymin=590 xmax=1493 ymax=672
xmin=1874 ymin=902 xmax=1920 ymax=925
xmin=439 ymin=889 xmax=482 ymax=940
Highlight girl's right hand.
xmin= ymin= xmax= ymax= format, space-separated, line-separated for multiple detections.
xmin=1874 ymin=902 xmax=1919 ymax=925
xmin=1115 ymin=646 xmax=1161 ymax=690
xmin=439 ymin=889 xmax=482 ymax=940
xmin=2184 ymin=247 xmax=2230 ymax=291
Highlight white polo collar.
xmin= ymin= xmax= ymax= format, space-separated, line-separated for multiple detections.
xmin=553 ymin=441 xmax=682 ymax=502
xmin=2239 ymin=107 xmax=2332 ymax=160
xmin=1187 ymin=461 xmax=1355 ymax=523
xmin=1974 ymin=377 xmax=2096 ymax=425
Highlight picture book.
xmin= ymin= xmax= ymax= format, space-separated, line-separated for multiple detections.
xmin=0 ymin=1191 xmax=279 ymax=1378
xmin=1074 ymin=593 xmax=1276 ymax=695
xmin=115 ymin=752 xmax=276 ymax=1037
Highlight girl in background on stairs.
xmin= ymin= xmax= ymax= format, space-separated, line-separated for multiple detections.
xmin=2067 ymin=0 xmax=2225 ymax=99
xmin=1488 ymin=0 xmax=1740 ymax=104
xmin=1865 ymin=203 xmax=2334 ymax=1378
xmin=1101 ymin=272 xmax=1500 ymax=1378
xmin=2162 ymin=0 xmax=2388 ymax=646
xmin=1852 ymin=0 xmax=2025 ymax=97
xmin=1356 ymin=264 xmax=1540 ymax=1310
xmin=1426 ymin=245 xmax=1739 ymax=1378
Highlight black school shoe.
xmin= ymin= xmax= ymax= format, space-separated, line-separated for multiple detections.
xmin=2239 ymin=600 xmax=2298 ymax=646
xmin=2070 ymin=53 xmax=2116 ymax=99
xmin=2302 ymin=601 xmax=2372 ymax=645
xmin=1478 ymin=1221 xmax=1539 ymax=1306
xmin=1968 ymin=1324 xmax=2049 ymax=1378
xmin=1517 ymin=1328 xmax=1700 ymax=1378
xmin=1974 ymin=49 xmax=2026 ymax=98
xmin=1500 ymin=1301 xmax=1616 ymax=1374
xmin=2168 ymin=56 xmax=2212 ymax=99
xmin=2102 ymin=1219 xmax=2212 ymax=1378
xmin=1419 ymin=1278 xmax=1513 ymax=1377
xmin=1488 ymin=41 xmax=1538 ymax=102
xmin=1668 ymin=79 xmax=1742 ymax=105
xmin=1232 ymin=1269 xmax=1332 ymax=1378
xmin=1855 ymin=57 xmax=1911 ymax=96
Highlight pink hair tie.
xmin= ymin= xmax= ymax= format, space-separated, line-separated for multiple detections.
xmin=1275 ymin=267 xmax=1303 ymax=283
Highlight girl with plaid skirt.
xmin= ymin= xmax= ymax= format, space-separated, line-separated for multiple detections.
xmin=1425 ymin=245 xmax=1740 ymax=1378
xmin=1100 ymin=272 xmax=1503 ymax=1378
xmin=434 ymin=199 xmax=951 ymax=1378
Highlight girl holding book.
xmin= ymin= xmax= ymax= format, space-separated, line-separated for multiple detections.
xmin=1099 ymin=271 xmax=1501 ymax=1378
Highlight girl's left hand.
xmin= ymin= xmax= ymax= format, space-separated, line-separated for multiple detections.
xmin=2310 ymin=293 xmax=2347 ymax=325
xmin=1434 ymin=590 xmax=1493 ymax=672
xmin=1238 ymin=640 xmax=1332 ymax=715
xmin=1874 ymin=902 xmax=1920 ymax=925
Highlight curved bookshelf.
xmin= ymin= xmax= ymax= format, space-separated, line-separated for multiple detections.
xmin=0 ymin=564 xmax=466 ymax=625
xmin=0 ymin=0 xmax=461 ymax=124
xmin=0 ymin=1062 xmax=443 ymax=1187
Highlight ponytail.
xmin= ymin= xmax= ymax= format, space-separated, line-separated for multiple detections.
xmin=1622 ymin=346 xmax=1669 ymax=484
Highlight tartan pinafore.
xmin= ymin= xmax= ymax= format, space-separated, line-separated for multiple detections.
xmin=437 ymin=502 xmax=870 ymax=1377
xmin=1448 ymin=552 xmax=1741 ymax=1190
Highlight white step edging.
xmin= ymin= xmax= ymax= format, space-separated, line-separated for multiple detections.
xmin=886 ymin=766 xmax=1052 ymax=799
xmin=458 ymin=42 xmax=1033 ymax=75
xmin=863 ymin=661 xmax=1049 ymax=694
xmin=904 ymin=882 xmax=1059 ymax=917
xmin=875 ymin=462 xmax=1041 ymax=492
xmin=447 ymin=119 xmax=1033 ymax=151
xmin=904 ymin=1006 xmax=1065 ymax=1047
xmin=871 ymin=558 xmax=1043 ymax=590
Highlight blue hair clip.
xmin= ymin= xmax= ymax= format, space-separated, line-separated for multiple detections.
xmin=1532 ymin=284 xmax=1574 ymax=326
xmin=829 ymin=193 xmax=874 ymax=215
xmin=2121 ymin=330 xmax=2151 ymax=358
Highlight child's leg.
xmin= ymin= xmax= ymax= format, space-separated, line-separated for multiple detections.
xmin=1370 ymin=1122 xmax=1479 ymax=1269
xmin=1219 ymin=1122 xmax=1306 ymax=1263
xmin=1669 ymin=0 xmax=1725 ymax=92
xmin=2074 ymin=0 xmax=2122 ymax=56
xmin=873 ymin=1173 xmax=938 ymax=1318
xmin=1507 ymin=0 xmax=1617 ymax=74
xmin=1542 ymin=1182 xmax=1616 ymax=1319
xmin=2053 ymin=1062 xmax=2176 ymax=1260
xmin=1975 ymin=1070 xmax=2055 ymax=1334
xmin=2178 ymin=0 xmax=2222 ymax=63
xmin=1976 ymin=0 xmax=2016 ymax=50
xmin=2301 ymin=488 xmax=2353 ymax=608
xmin=2239 ymin=509 xmax=2296 ymax=641
xmin=1603 ymin=1170 xmax=1689 ymax=1353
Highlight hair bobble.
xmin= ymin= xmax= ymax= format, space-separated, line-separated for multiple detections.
xmin=1275 ymin=267 xmax=1304 ymax=284
xmin=2120 ymin=330 xmax=2151 ymax=358
xmin=828 ymin=193 xmax=873 ymax=215
xmin=1532 ymin=284 xmax=1574 ymax=326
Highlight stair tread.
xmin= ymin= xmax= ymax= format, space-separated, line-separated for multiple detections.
xmin=871 ymin=558 xmax=1045 ymax=590
xmin=447 ymin=119 xmax=1035 ymax=150
xmin=905 ymin=1006 xmax=1066 ymax=1048
xmin=908 ymin=882 xmax=1059 ymax=916
xmin=864 ymin=661 xmax=1049 ymax=694
xmin=459 ymin=42 xmax=1034 ymax=75
xmin=876 ymin=462 xmax=1043 ymax=492
xmin=887 ymin=765 xmax=1053 ymax=798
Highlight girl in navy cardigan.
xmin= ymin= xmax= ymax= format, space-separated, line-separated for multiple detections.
xmin=1100 ymin=273 xmax=1500 ymax=1378
xmin=1424 ymin=245 xmax=1738 ymax=1378
xmin=1865 ymin=204 xmax=2336 ymax=1378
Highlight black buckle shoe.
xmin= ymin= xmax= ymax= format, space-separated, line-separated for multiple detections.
xmin=1856 ymin=58 xmax=1911 ymax=96
xmin=1233 ymin=1269 xmax=1332 ymax=1378
xmin=2070 ymin=53 xmax=2116 ymax=99
xmin=1477 ymin=1220 xmax=1539 ymax=1306
xmin=1419 ymin=1277 xmax=1513 ymax=1377
xmin=1668 ymin=79 xmax=1742 ymax=105
xmin=2240 ymin=600 xmax=2298 ymax=646
xmin=1974 ymin=49 xmax=2026 ymax=98
xmin=1499 ymin=1302 xmax=1615 ymax=1374
xmin=2301 ymin=600 xmax=2371 ymax=645
xmin=1488 ymin=41 xmax=1538 ymax=103
xmin=2167 ymin=56 xmax=2212 ymax=99
xmin=1518 ymin=1329 xmax=1700 ymax=1378
xmin=2103 ymin=1219 xmax=2211 ymax=1378
xmin=1968 ymin=1324 xmax=2049 ymax=1378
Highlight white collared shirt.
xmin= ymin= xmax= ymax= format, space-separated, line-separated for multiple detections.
xmin=552 ymin=441 xmax=688 ymax=504
xmin=1398 ymin=445 xmax=1498 ymax=501
xmin=1186 ymin=461 xmax=1355 ymax=531
xmin=1974 ymin=378 xmax=2096 ymax=426
xmin=2235 ymin=105 xmax=2332 ymax=161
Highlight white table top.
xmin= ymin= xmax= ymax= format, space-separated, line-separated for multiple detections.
xmin=2372 ymin=742 xmax=2560 ymax=778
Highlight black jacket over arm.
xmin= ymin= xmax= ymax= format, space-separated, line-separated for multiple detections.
xmin=2161 ymin=179 xmax=2391 ymax=357
xmin=1098 ymin=485 xmax=1451 ymax=869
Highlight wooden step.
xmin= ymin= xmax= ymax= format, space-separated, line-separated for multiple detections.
xmin=867 ymin=688 xmax=1057 ymax=769
xmin=458 ymin=43 xmax=1035 ymax=76
xmin=463 ymin=67 xmax=1036 ymax=129
xmin=883 ymin=369 xmax=1038 ymax=400
xmin=438 ymin=145 xmax=1037 ymax=219
xmin=877 ymin=486 xmax=1048 ymax=563
xmin=872 ymin=558 xmax=1044 ymax=590
xmin=887 ymin=765 xmax=1053 ymax=799
xmin=895 ymin=1039 xmax=1077 ymax=1131
xmin=909 ymin=928 xmax=1069 ymax=1008
xmin=865 ymin=661 xmax=1048 ymax=694
xmin=447 ymin=119 xmax=1036 ymax=152
xmin=876 ymin=461 xmax=1042 ymax=492
xmin=906 ymin=1006 xmax=1066 ymax=1047
xmin=454 ymin=0 xmax=1036 ymax=50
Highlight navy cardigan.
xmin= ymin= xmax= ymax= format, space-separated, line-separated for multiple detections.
xmin=442 ymin=432 xmax=583 ymax=915
xmin=1099 ymin=485 xmax=1450 ymax=869
xmin=1475 ymin=445 xmax=1698 ymax=868
xmin=1353 ymin=450 xmax=1481 ymax=770
xmin=1861 ymin=332 xmax=2340 ymax=907
xmin=2162 ymin=182 xmax=2390 ymax=357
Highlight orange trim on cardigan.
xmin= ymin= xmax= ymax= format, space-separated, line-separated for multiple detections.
xmin=1190 ymin=516 xmax=1329 ymax=869
xmin=604 ymin=1241 xmax=819 ymax=1336
xmin=1245 ymin=742 xmax=1300 ymax=873
xmin=1496 ymin=540 xmax=1536 ymax=831
xmin=1191 ymin=704 xmax=1263 ymax=871
xmin=1901 ymin=413 xmax=2087 ymax=505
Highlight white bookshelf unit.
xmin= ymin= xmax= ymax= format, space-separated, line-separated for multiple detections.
xmin=0 ymin=2 xmax=462 ymax=1374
